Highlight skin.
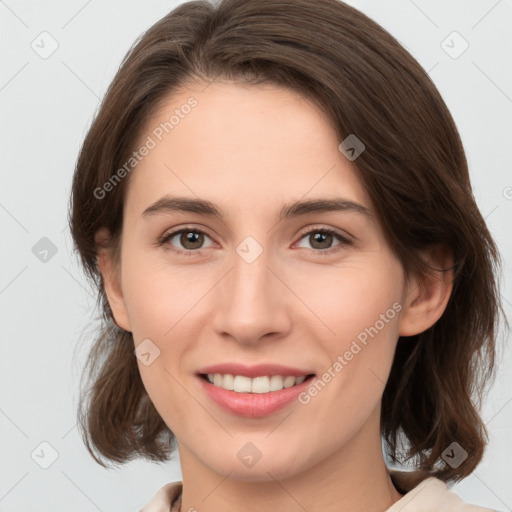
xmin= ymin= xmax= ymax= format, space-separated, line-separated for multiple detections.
xmin=97 ymin=81 xmax=453 ymax=512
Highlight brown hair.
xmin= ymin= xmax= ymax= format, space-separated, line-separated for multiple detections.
xmin=69 ymin=0 xmax=505 ymax=490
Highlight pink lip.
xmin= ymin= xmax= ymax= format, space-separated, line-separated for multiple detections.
xmin=196 ymin=362 xmax=314 ymax=378
xmin=197 ymin=374 xmax=315 ymax=417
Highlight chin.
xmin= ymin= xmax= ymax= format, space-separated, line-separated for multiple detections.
xmin=212 ymin=463 xmax=298 ymax=483
xmin=203 ymin=447 xmax=311 ymax=483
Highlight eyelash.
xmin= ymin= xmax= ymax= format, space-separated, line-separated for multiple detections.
xmin=157 ymin=226 xmax=353 ymax=257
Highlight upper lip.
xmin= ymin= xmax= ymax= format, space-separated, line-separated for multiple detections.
xmin=197 ymin=363 xmax=315 ymax=378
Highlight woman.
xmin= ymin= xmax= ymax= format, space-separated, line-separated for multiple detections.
xmin=69 ymin=0 xmax=505 ymax=510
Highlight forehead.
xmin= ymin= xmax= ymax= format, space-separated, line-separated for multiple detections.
xmin=125 ymin=81 xmax=372 ymax=221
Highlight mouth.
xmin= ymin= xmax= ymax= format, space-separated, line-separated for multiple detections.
xmin=196 ymin=372 xmax=316 ymax=417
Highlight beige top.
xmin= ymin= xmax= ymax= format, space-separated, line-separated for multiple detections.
xmin=141 ymin=474 xmax=497 ymax=512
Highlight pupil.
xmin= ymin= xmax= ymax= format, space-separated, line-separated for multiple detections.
xmin=182 ymin=231 xmax=203 ymax=249
xmin=312 ymin=232 xmax=331 ymax=249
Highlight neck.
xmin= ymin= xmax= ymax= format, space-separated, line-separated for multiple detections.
xmin=177 ymin=409 xmax=403 ymax=512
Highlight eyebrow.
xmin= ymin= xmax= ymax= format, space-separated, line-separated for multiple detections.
xmin=141 ymin=195 xmax=372 ymax=221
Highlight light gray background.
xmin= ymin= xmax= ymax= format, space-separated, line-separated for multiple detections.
xmin=1 ymin=0 xmax=511 ymax=510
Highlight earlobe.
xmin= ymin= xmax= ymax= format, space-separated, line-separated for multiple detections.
xmin=95 ymin=228 xmax=132 ymax=332
xmin=398 ymin=245 xmax=454 ymax=337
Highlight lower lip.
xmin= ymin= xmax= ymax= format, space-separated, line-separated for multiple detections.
xmin=197 ymin=375 xmax=314 ymax=417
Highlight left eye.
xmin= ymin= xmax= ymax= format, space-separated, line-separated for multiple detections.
xmin=296 ymin=228 xmax=351 ymax=252
xmin=159 ymin=227 xmax=351 ymax=255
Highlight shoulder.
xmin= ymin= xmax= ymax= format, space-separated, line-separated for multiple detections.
xmin=386 ymin=472 xmax=497 ymax=512
xmin=140 ymin=481 xmax=183 ymax=512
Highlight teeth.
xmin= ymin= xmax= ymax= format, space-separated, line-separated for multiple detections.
xmin=295 ymin=375 xmax=306 ymax=385
xmin=206 ymin=373 xmax=308 ymax=393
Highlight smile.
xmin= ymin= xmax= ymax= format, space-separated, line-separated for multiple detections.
xmin=197 ymin=372 xmax=316 ymax=417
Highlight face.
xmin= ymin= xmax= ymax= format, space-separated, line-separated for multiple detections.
xmin=101 ymin=80 xmax=432 ymax=482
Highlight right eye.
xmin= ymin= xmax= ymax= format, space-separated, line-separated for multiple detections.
xmin=158 ymin=227 xmax=216 ymax=256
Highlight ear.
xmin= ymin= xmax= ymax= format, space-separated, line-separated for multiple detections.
xmin=398 ymin=244 xmax=454 ymax=337
xmin=95 ymin=227 xmax=132 ymax=332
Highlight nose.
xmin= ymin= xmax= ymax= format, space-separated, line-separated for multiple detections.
xmin=212 ymin=240 xmax=292 ymax=346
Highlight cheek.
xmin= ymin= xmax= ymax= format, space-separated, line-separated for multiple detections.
xmin=121 ymin=255 xmax=207 ymax=340
xmin=294 ymin=257 xmax=403 ymax=414
xmin=136 ymin=362 xmax=195 ymax=445
xmin=121 ymin=258 xmax=209 ymax=419
xmin=290 ymin=256 xmax=404 ymax=343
